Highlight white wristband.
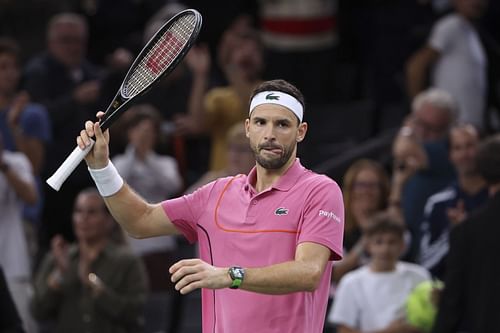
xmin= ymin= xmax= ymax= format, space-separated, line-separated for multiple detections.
xmin=88 ymin=161 xmax=124 ymax=197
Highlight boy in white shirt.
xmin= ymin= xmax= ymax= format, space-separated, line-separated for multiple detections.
xmin=329 ymin=213 xmax=430 ymax=333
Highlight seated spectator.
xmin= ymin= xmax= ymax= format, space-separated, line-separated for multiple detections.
xmin=0 ymin=135 xmax=38 ymax=333
xmin=392 ymin=88 xmax=456 ymax=261
xmin=419 ymin=124 xmax=488 ymax=280
xmin=329 ymin=213 xmax=430 ymax=333
xmin=185 ymin=121 xmax=255 ymax=194
xmin=113 ymin=105 xmax=182 ymax=204
xmin=22 ymin=12 xmax=103 ymax=249
xmin=331 ymin=159 xmax=390 ymax=284
xmin=31 ymin=188 xmax=148 ymax=333
xmin=432 ymin=133 xmax=500 ymax=333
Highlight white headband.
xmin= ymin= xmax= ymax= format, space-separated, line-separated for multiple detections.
xmin=249 ymin=91 xmax=303 ymax=122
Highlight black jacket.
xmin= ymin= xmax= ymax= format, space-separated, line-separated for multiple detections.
xmin=432 ymin=191 xmax=500 ymax=333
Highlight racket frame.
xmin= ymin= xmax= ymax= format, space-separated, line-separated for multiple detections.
xmin=99 ymin=8 xmax=202 ymax=131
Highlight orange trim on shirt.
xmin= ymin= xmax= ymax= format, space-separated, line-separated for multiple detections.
xmin=214 ymin=176 xmax=299 ymax=234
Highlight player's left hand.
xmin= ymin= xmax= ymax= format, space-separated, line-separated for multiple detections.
xmin=169 ymin=259 xmax=231 ymax=294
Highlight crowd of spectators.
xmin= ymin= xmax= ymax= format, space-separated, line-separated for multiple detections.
xmin=1 ymin=0 xmax=500 ymax=332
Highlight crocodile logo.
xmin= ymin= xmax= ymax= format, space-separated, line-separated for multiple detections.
xmin=266 ymin=93 xmax=280 ymax=100
xmin=274 ymin=207 xmax=289 ymax=216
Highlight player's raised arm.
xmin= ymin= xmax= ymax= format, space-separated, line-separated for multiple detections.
xmin=77 ymin=113 xmax=179 ymax=238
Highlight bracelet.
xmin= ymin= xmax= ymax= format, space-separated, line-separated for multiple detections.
xmin=88 ymin=161 xmax=124 ymax=197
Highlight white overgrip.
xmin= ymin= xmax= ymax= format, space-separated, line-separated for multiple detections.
xmin=46 ymin=139 xmax=95 ymax=191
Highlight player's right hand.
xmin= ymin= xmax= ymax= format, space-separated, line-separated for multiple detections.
xmin=77 ymin=111 xmax=110 ymax=169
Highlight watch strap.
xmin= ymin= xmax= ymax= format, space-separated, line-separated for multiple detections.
xmin=230 ymin=277 xmax=242 ymax=289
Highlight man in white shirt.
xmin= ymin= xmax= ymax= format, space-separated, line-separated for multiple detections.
xmin=406 ymin=0 xmax=488 ymax=130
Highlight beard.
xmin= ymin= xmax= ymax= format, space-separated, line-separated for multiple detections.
xmin=253 ymin=141 xmax=294 ymax=170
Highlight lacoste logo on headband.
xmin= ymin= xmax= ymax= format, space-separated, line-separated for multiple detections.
xmin=250 ymin=91 xmax=304 ymax=122
xmin=266 ymin=93 xmax=280 ymax=100
xmin=274 ymin=207 xmax=289 ymax=216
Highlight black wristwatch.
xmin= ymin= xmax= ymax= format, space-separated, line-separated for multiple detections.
xmin=228 ymin=266 xmax=245 ymax=289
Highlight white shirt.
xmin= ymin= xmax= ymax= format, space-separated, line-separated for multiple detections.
xmin=429 ymin=13 xmax=487 ymax=129
xmin=329 ymin=262 xmax=430 ymax=331
xmin=0 ymin=151 xmax=34 ymax=279
xmin=113 ymin=146 xmax=182 ymax=255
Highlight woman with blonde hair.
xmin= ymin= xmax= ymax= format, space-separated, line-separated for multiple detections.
xmin=332 ymin=159 xmax=390 ymax=283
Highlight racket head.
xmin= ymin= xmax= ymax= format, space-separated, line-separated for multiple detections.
xmin=121 ymin=9 xmax=202 ymax=99
xmin=99 ymin=9 xmax=202 ymax=130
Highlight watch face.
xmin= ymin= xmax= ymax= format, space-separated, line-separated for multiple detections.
xmin=230 ymin=267 xmax=244 ymax=280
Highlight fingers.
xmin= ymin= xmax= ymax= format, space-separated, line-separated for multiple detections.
xmin=169 ymin=258 xmax=200 ymax=275
xmin=77 ymin=120 xmax=96 ymax=149
xmin=169 ymin=259 xmax=224 ymax=294
xmin=175 ymin=272 xmax=204 ymax=294
xmin=77 ymin=111 xmax=110 ymax=149
xmin=95 ymin=112 xmax=110 ymax=142
xmin=169 ymin=259 xmax=203 ymax=294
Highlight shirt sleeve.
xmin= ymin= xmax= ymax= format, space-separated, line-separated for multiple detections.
xmin=429 ymin=16 xmax=459 ymax=53
xmin=161 ymin=181 xmax=216 ymax=243
xmin=298 ymin=176 xmax=344 ymax=260
xmin=5 ymin=152 xmax=34 ymax=186
xmin=328 ymin=274 xmax=359 ymax=328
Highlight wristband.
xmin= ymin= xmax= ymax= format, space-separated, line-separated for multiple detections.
xmin=88 ymin=161 xmax=124 ymax=197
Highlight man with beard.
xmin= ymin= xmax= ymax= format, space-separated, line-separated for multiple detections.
xmin=76 ymin=79 xmax=345 ymax=333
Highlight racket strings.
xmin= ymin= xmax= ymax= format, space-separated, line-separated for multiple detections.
xmin=124 ymin=14 xmax=197 ymax=98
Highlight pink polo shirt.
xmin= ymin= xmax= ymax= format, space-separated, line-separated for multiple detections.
xmin=162 ymin=159 xmax=344 ymax=333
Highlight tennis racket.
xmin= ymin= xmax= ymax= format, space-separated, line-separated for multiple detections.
xmin=46 ymin=9 xmax=202 ymax=191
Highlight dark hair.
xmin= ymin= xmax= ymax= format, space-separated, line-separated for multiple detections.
xmin=476 ymin=134 xmax=500 ymax=185
xmin=365 ymin=212 xmax=405 ymax=239
xmin=77 ymin=187 xmax=110 ymax=215
xmin=250 ymin=79 xmax=305 ymax=122
xmin=0 ymin=38 xmax=20 ymax=61
xmin=126 ymin=104 xmax=163 ymax=135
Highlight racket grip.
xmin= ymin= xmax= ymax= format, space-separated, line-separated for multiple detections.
xmin=46 ymin=139 xmax=95 ymax=191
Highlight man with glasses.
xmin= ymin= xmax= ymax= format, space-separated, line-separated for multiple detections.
xmin=23 ymin=13 xmax=103 ymax=254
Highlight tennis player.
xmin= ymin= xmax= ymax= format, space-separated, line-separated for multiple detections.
xmin=77 ymin=79 xmax=344 ymax=332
